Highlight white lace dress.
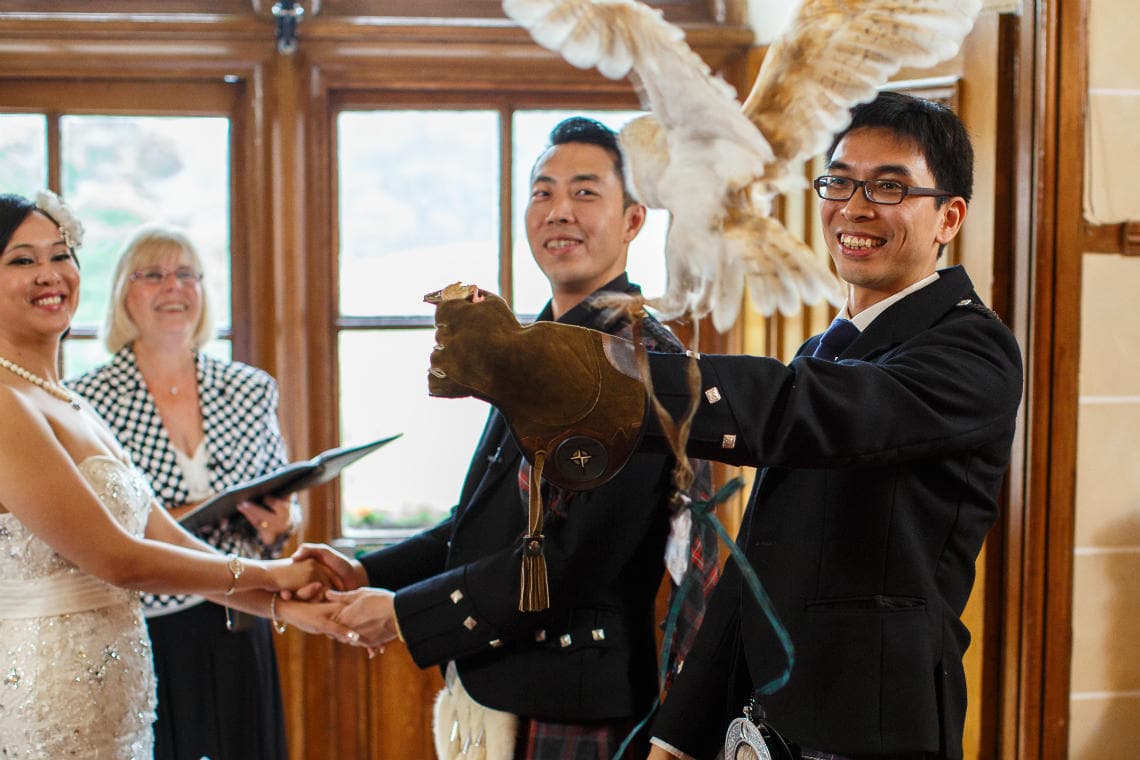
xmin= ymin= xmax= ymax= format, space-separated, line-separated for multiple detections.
xmin=0 ymin=456 xmax=157 ymax=758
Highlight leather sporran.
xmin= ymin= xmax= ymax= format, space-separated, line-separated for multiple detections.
xmin=722 ymin=703 xmax=795 ymax=760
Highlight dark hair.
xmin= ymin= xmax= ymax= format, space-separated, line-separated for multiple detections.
xmin=543 ymin=117 xmax=634 ymax=207
xmin=549 ymin=117 xmax=624 ymax=176
xmin=827 ymin=91 xmax=974 ymax=205
xmin=0 ymin=193 xmax=37 ymax=254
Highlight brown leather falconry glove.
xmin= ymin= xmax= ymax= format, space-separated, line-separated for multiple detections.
xmin=425 ymin=284 xmax=647 ymax=492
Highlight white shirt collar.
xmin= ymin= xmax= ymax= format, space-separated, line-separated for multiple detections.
xmin=841 ymin=271 xmax=941 ymax=332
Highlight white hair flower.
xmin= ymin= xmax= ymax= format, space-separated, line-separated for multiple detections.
xmin=34 ymin=189 xmax=85 ymax=252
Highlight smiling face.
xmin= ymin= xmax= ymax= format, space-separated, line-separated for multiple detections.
xmin=821 ymin=127 xmax=967 ymax=314
xmin=123 ymin=243 xmax=203 ymax=348
xmin=0 ymin=211 xmax=80 ymax=346
xmin=525 ymin=141 xmax=646 ymax=317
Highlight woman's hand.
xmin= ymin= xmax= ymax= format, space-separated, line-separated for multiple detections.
xmin=284 ymin=543 xmax=367 ymax=600
xmin=276 ymin=596 xmax=357 ymax=643
xmin=237 ymin=495 xmax=294 ymax=548
xmin=263 ymin=556 xmax=336 ymax=596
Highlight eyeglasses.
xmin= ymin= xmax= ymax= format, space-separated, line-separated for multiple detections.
xmin=129 ymin=267 xmax=203 ymax=287
xmin=813 ymin=175 xmax=951 ymax=205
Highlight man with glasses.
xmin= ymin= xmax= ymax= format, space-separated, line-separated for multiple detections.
xmin=635 ymin=91 xmax=1024 ymax=760
xmin=428 ymin=91 xmax=1023 ymax=759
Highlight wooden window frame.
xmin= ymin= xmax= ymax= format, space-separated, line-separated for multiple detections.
xmin=0 ymin=80 xmax=245 ymax=356
xmin=325 ymin=92 xmax=657 ymax=543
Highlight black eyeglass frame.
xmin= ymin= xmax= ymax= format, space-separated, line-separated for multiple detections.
xmin=813 ymin=175 xmax=952 ymax=205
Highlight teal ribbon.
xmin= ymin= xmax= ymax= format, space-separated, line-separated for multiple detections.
xmin=614 ymin=477 xmax=795 ymax=758
xmin=702 ymin=478 xmax=794 ymax=696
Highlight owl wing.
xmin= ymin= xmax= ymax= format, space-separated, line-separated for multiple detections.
xmin=503 ymin=0 xmax=773 ymax=202
xmin=745 ymin=0 xmax=982 ymax=178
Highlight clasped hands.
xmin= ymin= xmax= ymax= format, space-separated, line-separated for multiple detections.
xmin=275 ymin=543 xmax=398 ymax=654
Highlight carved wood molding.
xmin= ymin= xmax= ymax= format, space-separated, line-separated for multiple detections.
xmin=0 ymin=0 xmax=723 ymax=24
xmin=0 ymin=0 xmax=726 ymax=23
xmin=0 ymin=16 xmax=753 ymax=87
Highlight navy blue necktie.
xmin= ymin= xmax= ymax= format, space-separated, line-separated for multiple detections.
xmin=812 ymin=318 xmax=859 ymax=361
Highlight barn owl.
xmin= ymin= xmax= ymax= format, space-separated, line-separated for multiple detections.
xmin=503 ymin=0 xmax=983 ymax=332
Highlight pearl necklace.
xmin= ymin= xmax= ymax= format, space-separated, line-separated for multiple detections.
xmin=0 ymin=355 xmax=81 ymax=410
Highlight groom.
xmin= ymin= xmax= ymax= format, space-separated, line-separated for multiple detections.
xmin=293 ymin=117 xmax=714 ymax=759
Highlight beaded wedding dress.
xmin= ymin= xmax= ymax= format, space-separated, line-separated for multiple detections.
xmin=0 ymin=455 xmax=157 ymax=758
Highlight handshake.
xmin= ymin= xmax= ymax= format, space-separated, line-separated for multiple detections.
xmin=270 ymin=544 xmax=399 ymax=655
xmin=265 ymin=282 xmax=655 ymax=648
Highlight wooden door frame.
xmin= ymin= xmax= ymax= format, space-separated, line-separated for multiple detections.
xmin=989 ymin=0 xmax=1086 ymax=755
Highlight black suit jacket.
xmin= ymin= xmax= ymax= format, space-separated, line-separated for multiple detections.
xmin=648 ymin=267 xmax=1023 ymax=758
xmin=360 ymin=275 xmax=679 ymax=721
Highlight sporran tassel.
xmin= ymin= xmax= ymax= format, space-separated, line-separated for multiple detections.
xmin=519 ymin=450 xmax=550 ymax=612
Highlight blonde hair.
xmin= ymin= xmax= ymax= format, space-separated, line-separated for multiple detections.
xmin=102 ymin=224 xmax=216 ymax=353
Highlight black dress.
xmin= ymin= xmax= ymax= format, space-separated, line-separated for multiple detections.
xmin=147 ymin=603 xmax=286 ymax=760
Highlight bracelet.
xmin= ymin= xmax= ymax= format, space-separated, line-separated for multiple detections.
xmin=223 ymin=555 xmax=244 ymax=632
xmin=224 ymin=555 xmax=244 ymax=596
xmin=270 ymin=591 xmax=287 ymax=635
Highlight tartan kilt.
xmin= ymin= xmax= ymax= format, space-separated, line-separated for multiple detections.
xmin=516 ymin=716 xmax=646 ymax=760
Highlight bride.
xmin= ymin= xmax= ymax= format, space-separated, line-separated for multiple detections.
xmin=0 ymin=191 xmax=350 ymax=758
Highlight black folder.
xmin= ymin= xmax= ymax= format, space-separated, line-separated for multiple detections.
xmin=179 ymin=434 xmax=401 ymax=531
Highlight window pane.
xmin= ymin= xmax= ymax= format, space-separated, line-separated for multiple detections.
xmin=338 ymin=329 xmax=487 ymax=532
xmin=338 ymin=110 xmax=500 ymax=318
xmin=0 ymin=114 xmax=47 ymax=194
xmin=511 ymin=109 xmax=669 ymax=315
xmin=60 ymin=115 xmax=231 ymax=332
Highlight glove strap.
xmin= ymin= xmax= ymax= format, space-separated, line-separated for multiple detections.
xmin=519 ymin=450 xmax=550 ymax=612
xmin=631 ymin=316 xmax=702 ymax=492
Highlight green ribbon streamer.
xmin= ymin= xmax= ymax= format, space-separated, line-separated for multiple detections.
xmin=614 ymin=476 xmax=795 ymax=758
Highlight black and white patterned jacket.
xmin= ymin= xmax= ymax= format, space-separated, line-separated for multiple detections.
xmin=68 ymin=346 xmax=293 ymax=615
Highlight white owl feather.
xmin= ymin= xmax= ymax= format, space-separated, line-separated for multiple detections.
xmin=503 ymin=0 xmax=982 ymax=331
